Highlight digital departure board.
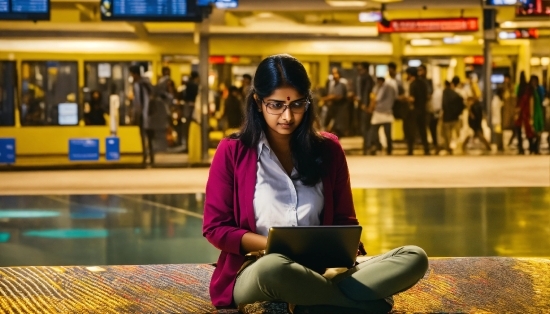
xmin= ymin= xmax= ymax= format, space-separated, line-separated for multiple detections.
xmin=0 ymin=0 xmax=50 ymax=20
xmin=100 ymin=0 xmax=202 ymax=21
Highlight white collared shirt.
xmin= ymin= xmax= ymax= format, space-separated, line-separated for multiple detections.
xmin=253 ymin=134 xmax=324 ymax=237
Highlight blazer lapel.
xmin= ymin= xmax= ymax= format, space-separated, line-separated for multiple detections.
xmin=242 ymin=146 xmax=258 ymax=233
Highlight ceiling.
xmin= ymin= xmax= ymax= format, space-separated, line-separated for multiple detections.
xmin=234 ymin=0 xmax=484 ymax=11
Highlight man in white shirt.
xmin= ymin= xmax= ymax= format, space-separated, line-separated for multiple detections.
xmin=363 ymin=77 xmax=396 ymax=155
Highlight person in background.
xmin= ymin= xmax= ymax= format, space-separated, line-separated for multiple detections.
xmin=441 ymin=81 xmax=464 ymax=155
xmin=241 ymin=74 xmax=253 ymax=100
xmin=182 ymin=71 xmax=200 ymax=150
xmin=514 ymin=72 xmax=530 ymax=155
xmin=129 ymin=64 xmax=155 ymax=166
xmin=84 ymin=90 xmax=106 ymax=126
xmin=354 ymin=62 xmax=376 ymax=155
xmin=203 ymin=54 xmax=428 ymax=313
xmin=405 ymin=67 xmax=430 ymax=155
xmin=322 ymin=68 xmax=348 ymax=137
xmin=418 ymin=65 xmax=439 ymax=153
xmin=221 ymin=85 xmax=244 ymax=132
xmin=386 ymin=62 xmax=406 ymax=116
xmin=463 ymin=97 xmax=491 ymax=153
xmin=528 ymin=75 xmax=545 ymax=154
xmin=501 ymin=74 xmax=517 ymax=143
xmin=364 ymin=77 xmax=396 ymax=155
xmin=491 ymin=88 xmax=505 ymax=152
xmin=452 ymin=76 xmax=472 ymax=151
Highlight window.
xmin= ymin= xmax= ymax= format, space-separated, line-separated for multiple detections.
xmin=0 ymin=61 xmax=16 ymax=126
xmin=20 ymin=61 xmax=79 ymax=126
xmin=84 ymin=61 xmax=150 ymax=126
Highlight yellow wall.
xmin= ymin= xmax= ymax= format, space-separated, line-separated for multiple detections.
xmin=0 ymin=126 xmax=142 ymax=155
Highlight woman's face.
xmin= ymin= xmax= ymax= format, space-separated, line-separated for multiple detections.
xmin=257 ymin=86 xmax=307 ymax=138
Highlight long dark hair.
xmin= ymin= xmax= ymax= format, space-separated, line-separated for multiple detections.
xmin=231 ymin=54 xmax=327 ymax=186
xmin=517 ymin=71 xmax=528 ymax=98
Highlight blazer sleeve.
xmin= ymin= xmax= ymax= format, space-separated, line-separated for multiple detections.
xmin=203 ymin=139 xmax=249 ymax=256
xmin=327 ymin=135 xmax=358 ymax=226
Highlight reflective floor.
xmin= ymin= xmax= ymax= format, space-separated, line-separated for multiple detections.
xmin=0 ymin=187 xmax=549 ymax=267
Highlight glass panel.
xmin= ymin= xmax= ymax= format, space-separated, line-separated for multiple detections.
xmin=84 ymin=61 xmax=150 ymax=126
xmin=0 ymin=61 xmax=16 ymax=126
xmin=20 ymin=61 xmax=78 ymax=126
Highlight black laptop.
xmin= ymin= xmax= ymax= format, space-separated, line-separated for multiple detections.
xmin=265 ymin=226 xmax=362 ymax=271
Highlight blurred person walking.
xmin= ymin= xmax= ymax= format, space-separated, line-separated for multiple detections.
xmin=182 ymin=71 xmax=200 ymax=151
xmin=353 ymin=62 xmax=376 ymax=154
xmin=219 ymin=85 xmax=244 ymax=132
xmin=322 ymin=68 xmax=348 ymax=137
xmin=363 ymin=77 xmax=396 ymax=155
xmin=463 ymin=97 xmax=491 ymax=153
xmin=404 ymin=67 xmax=430 ymax=155
xmin=129 ymin=65 xmax=156 ymax=166
xmin=441 ymin=81 xmax=464 ymax=154
xmin=491 ymin=88 xmax=505 ymax=152
xmin=518 ymin=75 xmax=546 ymax=154
xmin=418 ymin=65 xmax=440 ymax=153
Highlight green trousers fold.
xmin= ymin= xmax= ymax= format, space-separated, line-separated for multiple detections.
xmin=233 ymin=245 xmax=428 ymax=314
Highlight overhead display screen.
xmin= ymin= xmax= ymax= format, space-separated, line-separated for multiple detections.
xmin=100 ymin=0 xmax=202 ymax=21
xmin=197 ymin=0 xmax=238 ymax=8
xmin=516 ymin=0 xmax=550 ymax=16
xmin=0 ymin=0 xmax=50 ymax=20
xmin=484 ymin=0 xmax=518 ymax=5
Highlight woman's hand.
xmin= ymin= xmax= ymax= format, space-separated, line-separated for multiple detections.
xmin=241 ymin=232 xmax=268 ymax=255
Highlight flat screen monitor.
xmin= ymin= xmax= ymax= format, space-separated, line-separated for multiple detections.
xmin=58 ymin=103 xmax=79 ymax=126
xmin=100 ymin=0 xmax=202 ymax=22
xmin=375 ymin=65 xmax=388 ymax=78
xmin=484 ymin=0 xmax=518 ymax=6
xmin=491 ymin=74 xmax=505 ymax=84
xmin=197 ymin=0 xmax=237 ymax=8
xmin=516 ymin=0 xmax=550 ymax=16
xmin=0 ymin=0 xmax=50 ymax=20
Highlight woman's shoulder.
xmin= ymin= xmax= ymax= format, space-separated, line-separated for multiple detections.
xmin=318 ymin=132 xmax=345 ymax=157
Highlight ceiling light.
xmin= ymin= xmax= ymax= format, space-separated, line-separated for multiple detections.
xmin=371 ymin=0 xmax=403 ymax=2
xmin=408 ymin=60 xmax=422 ymax=67
xmin=530 ymin=57 xmax=541 ymax=66
xmin=541 ymin=57 xmax=550 ymax=67
xmin=443 ymin=37 xmax=461 ymax=44
xmin=410 ymin=39 xmax=432 ymax=46
xmin=456 ymin=35 xmax=475 ymax=42
xmin=450 ymin=58 xmax=458 ymax=68
xmin=326 ymin=0 xmax=368 ymax=7
xmin=359 ymin=11 xmax=382 ymax=22
xmin=258 ymin=12 xmax=273 ymax=18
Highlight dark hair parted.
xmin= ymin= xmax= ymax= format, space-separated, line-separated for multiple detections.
xmin=231 ymin=54 xmax=327 ymax=186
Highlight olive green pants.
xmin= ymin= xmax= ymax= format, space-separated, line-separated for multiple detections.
xmin=234 ymin=245 xmax=428 ymax=314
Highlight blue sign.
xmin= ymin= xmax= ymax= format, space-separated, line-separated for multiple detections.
xmin=105 ymin=137 xmax=120 ymax=161
xmin=0 ymin=138 xmax=15 ymax=164
xmin=69 ymin=139 xmax=99 ymax=161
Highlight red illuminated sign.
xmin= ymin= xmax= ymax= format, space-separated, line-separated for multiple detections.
xmin=378 ymin=18 xmax=479 ymax=33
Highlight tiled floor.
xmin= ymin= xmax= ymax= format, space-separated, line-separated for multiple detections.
xmin=1 ymin=187 xmax=549 ymax=267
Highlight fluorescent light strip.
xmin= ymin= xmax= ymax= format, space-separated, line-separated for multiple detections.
xmin=326 ymin=1 xmax=368 ymax=7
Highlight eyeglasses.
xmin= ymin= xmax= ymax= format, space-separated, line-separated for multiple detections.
xmin=261 ymin=99 xmax=310 ymax=115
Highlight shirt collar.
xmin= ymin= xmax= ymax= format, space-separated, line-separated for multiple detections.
xmin=257 ymin=133 xmax=272 ymax=161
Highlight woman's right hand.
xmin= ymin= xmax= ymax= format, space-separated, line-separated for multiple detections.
xmin=240 ymin=232 xmax=268 ymax=255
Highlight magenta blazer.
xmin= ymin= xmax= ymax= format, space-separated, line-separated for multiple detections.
xmin=202 ymin=132 xmax=358 ymax=308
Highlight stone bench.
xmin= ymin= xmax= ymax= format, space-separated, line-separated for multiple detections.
xmin=0 ymin=257 xmax=549 ymax=313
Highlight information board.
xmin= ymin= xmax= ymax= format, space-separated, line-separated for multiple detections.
xmin=378 ymin=18 xmax=479 ymax=33
xmin=100 ymin=0 xmax=201 ymax=21
xmin=105 ymin=137 xmax=120 ymax=161
xmin=0 ymin=0 xmax=49 ymax=20
xmin=69 ymin=139 xmax=100 ymax=162
xmin=0 ymin=138 xmax=15 ymax=164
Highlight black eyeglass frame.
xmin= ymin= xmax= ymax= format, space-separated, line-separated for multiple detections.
xmin=260 ymin=98 xmax=310 ymax=115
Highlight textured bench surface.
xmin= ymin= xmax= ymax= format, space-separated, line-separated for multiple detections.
xmin=1 ymin=257 xmax=549 ymax=313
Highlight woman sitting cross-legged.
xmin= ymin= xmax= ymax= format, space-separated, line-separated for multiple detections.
xmin=202 ymin=54 xmax=429 ymax=314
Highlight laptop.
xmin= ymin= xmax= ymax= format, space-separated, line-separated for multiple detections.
xmin=265 ymin=226 xmax=362 ymax=271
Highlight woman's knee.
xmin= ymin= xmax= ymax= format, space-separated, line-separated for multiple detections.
xmin=254 ymin=253 xmax=293 ymax=285
xmin=402 ymin=245 xmax=429 ymax=277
